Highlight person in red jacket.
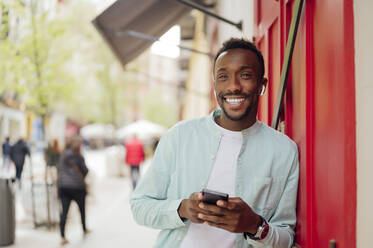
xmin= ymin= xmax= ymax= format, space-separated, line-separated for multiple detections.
xmin=124 ymin=134 xmax=145 ymax=189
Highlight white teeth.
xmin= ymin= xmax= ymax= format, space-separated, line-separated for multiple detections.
xmin=225 ymin=98 xmax=245 ymax=103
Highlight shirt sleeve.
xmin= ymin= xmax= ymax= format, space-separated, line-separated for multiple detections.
xmin=247 ymin=148 xmax=299 ymax=248
xmin=130 ymin=130 xmax=186 ymax=230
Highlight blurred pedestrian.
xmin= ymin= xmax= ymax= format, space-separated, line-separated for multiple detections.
xmin=124 ymin=134 xmax=144 ymax=189
xmin=57 ymin=136 xmax=90 ymax=245
xmin=2 ymin=137 xmax=11 ymax=173
xmin=44 ymin=138 xmax=61 ymax=183
xmin=10 ymin=138 xmax=30 ymax=183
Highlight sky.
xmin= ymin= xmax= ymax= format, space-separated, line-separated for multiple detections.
xmin=151 ymin=25 xmax=181 ymax=59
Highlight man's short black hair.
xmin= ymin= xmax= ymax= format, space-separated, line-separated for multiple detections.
xmin=214 ymin=38 xmax=265 ymax=79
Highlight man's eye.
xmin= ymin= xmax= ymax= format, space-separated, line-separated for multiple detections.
xmin=218 ymin=74 xmax=228 ymax=80
xmin=241 ymin=73 xmax=253 ymax=79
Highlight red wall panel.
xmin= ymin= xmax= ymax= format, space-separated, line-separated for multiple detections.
xmin=254 ymin=0 xmax=356 ymax=247
xmin=311 ymin=0 xmax=356 ymax=246
xmin=268 ymin=18 xmax=281 ymax=127
xmin=257 ymin=36 xmax=270 ymax=124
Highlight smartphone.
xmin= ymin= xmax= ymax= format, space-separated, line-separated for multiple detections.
xmin=201 ymin=188 xmax=229 ymax=205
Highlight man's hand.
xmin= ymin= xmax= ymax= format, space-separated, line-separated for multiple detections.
xmin=178 ymin=193 xmax=213 ymax=223
xmin=197 ymin=197 xmax=261 ymax=234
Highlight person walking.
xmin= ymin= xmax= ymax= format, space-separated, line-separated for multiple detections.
xmin=10 ymin=138 xmax=30 ymax=183
xmin=124 ymin=134 xmax=144 ymax=189
xmin=2 ymin=137 xmax=11 ymax=173
xmin=57 ymin=137 xmax=89 ymax=245
xmin=130 ymin=38 xmax=299 ymax=247
xmin=44 ymin=138 xmax=61 ymax=183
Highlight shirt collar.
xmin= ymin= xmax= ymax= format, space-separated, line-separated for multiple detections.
xmin=207 ymin=109 xmax=262 ymax=137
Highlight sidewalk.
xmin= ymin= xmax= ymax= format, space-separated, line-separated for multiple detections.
xmin=7 ymin=150 xmax=159 ymax=248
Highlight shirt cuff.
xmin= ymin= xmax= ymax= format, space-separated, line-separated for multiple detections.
xmin=167 ymin=199 xmax=186 ymax=227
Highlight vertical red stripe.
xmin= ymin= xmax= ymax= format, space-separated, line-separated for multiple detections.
xmin=254 ymin=0 xmax=357 ymax=247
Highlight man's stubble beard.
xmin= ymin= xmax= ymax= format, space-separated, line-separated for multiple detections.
xmin=219 ymin=93 xmax=256 ymax=122
xmin=221 ymin=103 xmax=252 ymax=121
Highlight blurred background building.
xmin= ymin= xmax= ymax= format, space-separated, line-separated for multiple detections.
xmin=0 ymin=0 xmax=372 ymax=247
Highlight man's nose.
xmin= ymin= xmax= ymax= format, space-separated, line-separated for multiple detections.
xmin=227 ymin=76 xmax=242 ymax=92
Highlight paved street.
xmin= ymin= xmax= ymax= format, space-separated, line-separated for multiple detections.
xmin=6 ymin=149 xmax=159 ymax=248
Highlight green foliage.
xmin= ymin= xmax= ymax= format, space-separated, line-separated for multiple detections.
xmin=0 ymin=0 xmax=76 ymax=116
xmin=140 ymin=88 xmax=178 ymax=129
xmin=0 ymin=1 xmax=24 ymax=93
xmin=58 ymin=0 xmax=131 ymax=127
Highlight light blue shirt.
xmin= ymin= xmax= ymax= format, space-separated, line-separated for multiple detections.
xmin=130 ymin=110 xmax=299 ymax=248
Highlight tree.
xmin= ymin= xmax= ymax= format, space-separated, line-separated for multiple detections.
xmin=59 ymin=0 xmax=132 ymax=127
xmin=0 ymin=1 xmax=27 ymax=96
xmin=20 ymin=0 xmax=75 ymax=126
xmin=0 ymin=0 xmax=76 ymax=135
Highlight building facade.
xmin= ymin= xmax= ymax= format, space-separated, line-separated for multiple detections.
xmin=215 ymin=0 xmax=371 ymax=247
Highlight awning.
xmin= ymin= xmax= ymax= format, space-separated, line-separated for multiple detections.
xmin=92 ymin=0 xmax=191 ymax=66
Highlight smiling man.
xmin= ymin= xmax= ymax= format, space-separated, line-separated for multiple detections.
xmin=131 ymin=38 xmax=299 ymax=248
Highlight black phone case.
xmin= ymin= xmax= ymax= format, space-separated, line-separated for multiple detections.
xmin=201 ymin=189 xmax=229 ymax=205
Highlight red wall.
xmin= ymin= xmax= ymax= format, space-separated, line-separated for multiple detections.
xmin=254 ymin=0 xmax=356 ymax=247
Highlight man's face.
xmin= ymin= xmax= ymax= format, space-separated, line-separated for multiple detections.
xmin=214 ymin=48 xmax=264 ymax=122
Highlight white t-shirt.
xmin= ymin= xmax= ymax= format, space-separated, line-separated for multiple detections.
xmin=180 ymin=122 xmax=243 ymax=248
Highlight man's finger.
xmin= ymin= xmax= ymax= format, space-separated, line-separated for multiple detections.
xmin=192 ymin=206 xmax=214 ymax=216
xmin=216 ymin=197 xmax=243 ymax=210
xmin=227 ymin=197 xmax=243 ymax=203
xmin=189 ymin=192 xmax=201 ymax=200
xmin=198 ymin=192 xmax=203 ymax=200
xmin=199 ymin=202 xmax=226 ymax=215
xmin=226 ymin=197 xmax=244 ymax=210
xmin=204 ymin=221 xmax=231 ymax=231
xmin=216 ymin=200 xmax=229 ymax=208
xmin=198 ymin=213 xmax=226 ymax=225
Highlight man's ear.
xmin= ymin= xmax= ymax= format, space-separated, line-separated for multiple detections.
xmin=260 ymin=78 xmax=268 ymax=96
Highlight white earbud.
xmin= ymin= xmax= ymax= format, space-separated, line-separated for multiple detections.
xmin=260 ymin=85 xmax=266 ymax=96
